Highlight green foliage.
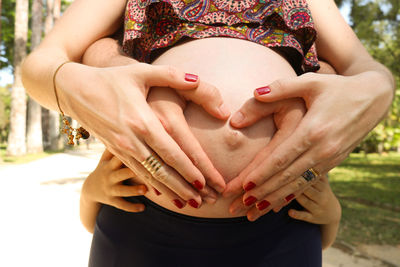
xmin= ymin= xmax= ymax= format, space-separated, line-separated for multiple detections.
xmin=0 ymin=85 xmax=11 ymax=143
xmin=344 ymin=0 xmax=400 ymax=152
xmin=1 ymin=0 xmax=72 ymax=71
xmin=1 ymin=0 xmax=16 ymax=70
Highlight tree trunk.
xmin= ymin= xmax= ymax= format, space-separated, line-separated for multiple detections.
xmin=7 ymin=0 xmax=29 ymax=156
xmin=43 ymin=0 xmax=62 ymax=150
xmin=26 ymin=0 xmax=44 ymax=154
xmin=53 ymin=0 xmax=61 ymax=21
xmin=45 ymin=0 xmax=54 ymax=33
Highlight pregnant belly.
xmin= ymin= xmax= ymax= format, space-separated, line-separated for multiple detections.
xmin=143 ymin=37 xmax=297 ymax=218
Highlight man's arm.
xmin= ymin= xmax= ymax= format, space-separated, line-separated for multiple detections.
xmin=82 ymin=37 xmax=138 ymax=67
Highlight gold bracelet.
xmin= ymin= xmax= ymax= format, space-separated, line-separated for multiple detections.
xmin=53 ymin=61 xmax=90 ymax=145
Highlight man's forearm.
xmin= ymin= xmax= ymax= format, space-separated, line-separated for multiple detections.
xmin=82 ymin=37 xmax=138 ymax=67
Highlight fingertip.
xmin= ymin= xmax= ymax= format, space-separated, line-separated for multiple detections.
xmin=218 ymin=103 xmax=231 ymax=119
xmin=222 ymin=186 xmax=239 ymax=198
xmin=288 ymin=209 xmax=297 ymax=218
xmin=136 ymin=204 xmax=146 ymax=212
xmin=254 ymin=86 xmax=271 ymax=97
xmin=184 ymin=73 xmax=199 ymax=84
xmin=247 ymin=213 xmax=257 ymax=222
xmin=204 ymin=195 xmax=217 ymax=204
xmin=139 ymin=185 xmax=148 ymax=194
xmin=230 ymin=111 xmax=245 ymax=127
xmin=207 ymin=103 xmax=230 ymax=120
xmin=213 ymin=179 xmax=226 ymax=194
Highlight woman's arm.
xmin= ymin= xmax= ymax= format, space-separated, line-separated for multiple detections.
xmin=22 ymin=0 xmax=126 ymax=110
xmin=225 ymin=0 xmax=395 ymax=221
xmin=22 ymin=0 xmax=229 ymax=208
xmin=309 ymin=0 xmax=394 ymax=83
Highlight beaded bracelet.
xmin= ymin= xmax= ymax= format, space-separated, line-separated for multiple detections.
xmin=53 ymin=61 xmax=90 ymax=145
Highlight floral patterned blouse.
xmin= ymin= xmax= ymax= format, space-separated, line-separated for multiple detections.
xmin=123 ymin=0 xmax=319 ymax=72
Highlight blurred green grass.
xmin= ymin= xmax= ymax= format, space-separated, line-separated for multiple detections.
xmin=330 ymin=152 xmax=400 ymax=245
xmin=0 ymin=144 xmax=62 ymax=164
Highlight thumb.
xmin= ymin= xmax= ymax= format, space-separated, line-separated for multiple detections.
xmin=230 ymin=98 xmax=280 ymax=128
xmin=223 ymin=176 xmax=244 ymax=198
xmin=253 ymin=73 xmax=317 ymax=103
xmin=179 ymin=80 xmax=230 ymax=120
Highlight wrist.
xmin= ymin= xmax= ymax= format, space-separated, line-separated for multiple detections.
xmin=357 ymin=70 xmax=394 ymax=112
xmin=54 ymin=62 xmax=95 ymax=118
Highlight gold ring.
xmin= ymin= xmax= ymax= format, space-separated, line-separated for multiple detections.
xmin=141 ymin=154 xmax=162 ymax=176
xmin=301 ymin=167 xmax=320 ymax=182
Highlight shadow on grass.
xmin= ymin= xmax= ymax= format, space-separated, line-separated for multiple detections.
xmin=330 ymin=153 xmax=400 ymax=245
xmin=338 ymin=199 xmax=400 ymax=245
xmin=0 ymin=145 xmax=64 ymax=164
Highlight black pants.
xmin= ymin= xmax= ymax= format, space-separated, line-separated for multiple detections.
xmin=89 ymin=196 xmax=322 ymax=267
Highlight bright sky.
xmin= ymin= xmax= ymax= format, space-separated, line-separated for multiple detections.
xmin=0 ymin=3 xmax=352 ymax=87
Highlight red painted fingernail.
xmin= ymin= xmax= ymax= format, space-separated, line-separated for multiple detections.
xmin=173 ymin=199 xmax=184 ymax=209
xmin=256 ymin=200 xmax=271 ymax=211
xmin=185 ymin=73 xmax=198 ymax=82
xmin=255 ymin=86 xmax=271 ymax=95
xmin=188 ymin=199 xmax=199 ymax=209
xmin=285 ymin=194 xmax=295 ymax=202
xmin=244 ymin=182 xmax=256 ymax=191
xmin=244 ymin=196 xmax=257 ymax=206
xmin=192 ymin=180 xmax=204 ymax=190
xmin=153 ymin=187 xmax=161 ymax=196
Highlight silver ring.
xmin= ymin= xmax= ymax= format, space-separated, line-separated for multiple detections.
xmin=302 ymin=168 xmax=319 ymax=182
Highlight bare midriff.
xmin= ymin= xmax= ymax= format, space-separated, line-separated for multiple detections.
xmin=139 ymin=37 xmax=297 ymax=218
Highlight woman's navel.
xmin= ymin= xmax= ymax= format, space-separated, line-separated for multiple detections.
xmin=222 ymin=128 xmax=245 ymax=150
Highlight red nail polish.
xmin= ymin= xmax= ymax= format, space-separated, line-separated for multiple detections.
xmin=188 ymin=199 xmax=199 ymax=208
xmin=256 ymin=200 xmax=271 ymax=211
xmin=244 ymin=182 xmax=256 ymax=191
xmin=255 ymin=86 xmax=271 ymax=95
xmin=153 ymin=187 xmax=161 ymax=196
xmin=192 ymin=180 xmax=204 ymax=190
xmin=244 ymin=196 xmax=257 ymax=206
xmin=173 ymin=199 xmax=184 ymax=209
xmin=185 ymin=73 xmax=198 ymax=82
xmin=285 ymin=194 xmax=295 ymax=202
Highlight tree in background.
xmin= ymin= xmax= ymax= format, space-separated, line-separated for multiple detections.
xmin=26 ymin=0 xmax=43 ymax=154
xmin=6 ymin=0 xmax=28 ymax=156
xmin=42 ymin=0 xmax=62 ymax=151
xmin=347 ymin=0 xmax=400 ymax=153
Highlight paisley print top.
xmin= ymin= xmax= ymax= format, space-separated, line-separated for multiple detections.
xmin=123 ymin=0 xmax=320 ymax=72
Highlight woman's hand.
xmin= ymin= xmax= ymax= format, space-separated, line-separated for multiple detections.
xmin=57 ymin=62 xmax=229 ymax=209
xmin=223 ymin=97 xmax=306 ymax=219
xmin=225 ymin=71 xmax=393 ymax=221
xmin=147 ymin=87 xmax=225 ymax=203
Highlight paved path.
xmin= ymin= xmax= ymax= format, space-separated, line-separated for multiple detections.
xmin=0 ymin=146 xmax=398 ymax=267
